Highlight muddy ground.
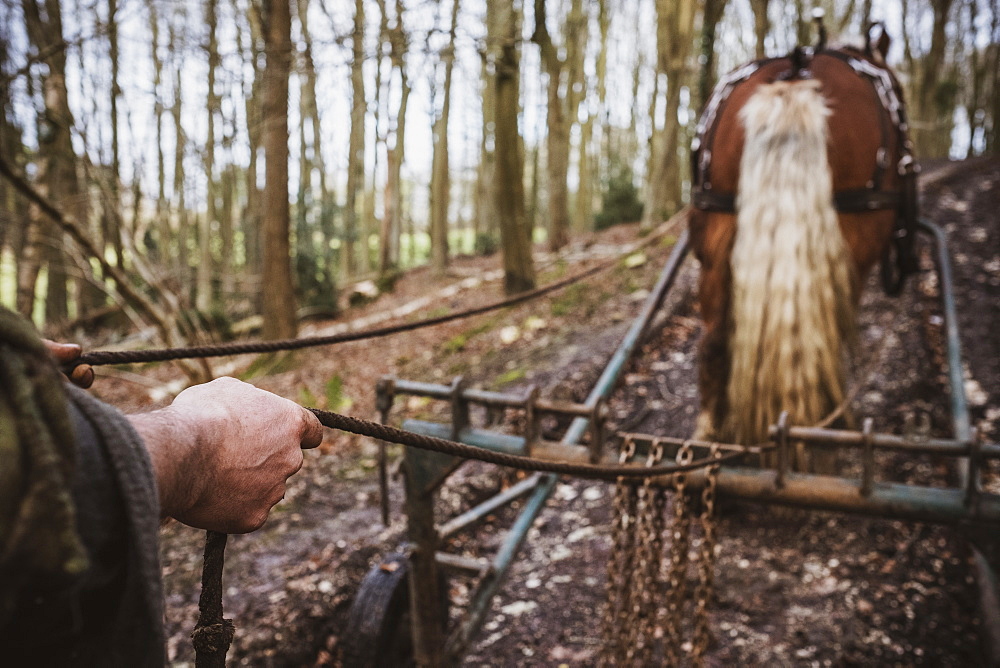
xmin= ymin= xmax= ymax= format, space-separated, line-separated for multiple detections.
xmin=90 ymin=159 xmax=999 ymax=666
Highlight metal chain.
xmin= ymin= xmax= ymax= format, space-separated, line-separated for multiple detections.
xmin=623 ymin=439 xmax=667 ymax=665
xmin=599 ymin=438 xmax=639 ymax=667
xmin=692 ymin=444 xmax=723 ymax=663
xmin=662 ymin=441 xmax=695 ymax=664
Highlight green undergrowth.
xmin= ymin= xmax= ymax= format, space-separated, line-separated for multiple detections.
xmin=298 ymin=375 xmax=353 ymax=412
xmin=550 ymin=283 xmax=588 ymax=317
xmin=441 ymin=319 xmax=496 ymax=354
xmin=493 ymin=367 xmax=527 ymax=388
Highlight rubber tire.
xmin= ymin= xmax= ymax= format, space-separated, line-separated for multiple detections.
xmin=341 ymin=553 xmax=414 ymax=668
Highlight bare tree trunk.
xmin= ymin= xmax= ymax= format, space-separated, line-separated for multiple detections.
xmin=260 ymin=0 xmax=297 ymax=339
xmin=900 ymin=0 xmax=916 ymax=76
xmin=107 ymin=0 xmax=124 ymax=272
xmin=197 ymin=0 xmax=220 ymax=315
xmin=641 ymin=0 xmax=696 ymax=230
xmin=19 ymin=0 xmax=84 ymax=326
xmin=380 ymin=0 xmax=409 ymax=274
xmin=149 ymin=1 xmax=169 ymax=265
xmin=170 ymin=9 xmax=189 ymax=298
xmin=749 ymin=0 xmax=770 ymax=59
xmin=430 ymin=0 xmax=460 ymax=275
xmin=244 ymin=2 xmax=264 ymax=280
xmin=698 ymin=0 xmax=727 ymax=110
xmin=965 ymin=0 xmax=985 ymax=158
xmin=584 ymin=0 xmax=611 ymax=231
xmin=988 ymin=1 xmax=1000 ymax=153
xmin=531 ymin=0 xmax=584 ymax=251
xmin=574 ymin=114 xmax=593 ymax=233
xmin=0 ymin=30 xmax=28 ymax=308
xmin=494 ymin=0 xmax=535 ymax=294
xmin=344 ymin=0 xmax=366 ymax=280
xmin=527 ymin=141 xmax=539 ymax=237
xmin=914 ymin=0 xmax=957 ymax=156
xmin=568 ymin=0 xmax=590 ymax=234
xmin=364 ymin=0 xmax=391 ymax=278
xmin=625 ymin=17 xmax=643 ymax=166
xmin=475 ymin=0 xmax=499 ymax=248
xmin=296 ymin=0 xmax=334 ymax=308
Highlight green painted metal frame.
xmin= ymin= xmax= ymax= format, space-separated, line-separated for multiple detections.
xmin=391 ymin=232 xmax=692 ymax=665
xmin=384 ymin=219 xmax=1000 ymax=665
xmin=917 ymin=218 xmax=1000 ymax=663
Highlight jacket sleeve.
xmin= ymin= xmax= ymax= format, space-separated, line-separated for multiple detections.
xmin=3 ymin=386 xmax=166 ymax=667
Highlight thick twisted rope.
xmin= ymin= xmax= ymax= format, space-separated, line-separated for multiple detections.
xmin=308 ymin=409 xmax=759 ymax=480
xmin=67 ymin=213 xmax=686 ymax=371
xmin=71 ymin=262 xmax=608 ymax=369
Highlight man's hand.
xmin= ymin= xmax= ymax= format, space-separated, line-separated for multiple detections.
xmin=42 ymin=340 xmax=95 ymax=388
xmin=129 ymin=377 xmax=324 ymax=534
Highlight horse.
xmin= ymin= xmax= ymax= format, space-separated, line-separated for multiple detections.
xmin=687 ymin=25 xmax=919 ymax=471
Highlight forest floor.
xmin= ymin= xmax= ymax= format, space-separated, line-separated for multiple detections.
xmin=90 ymin=158 xmax=1000 ymax=666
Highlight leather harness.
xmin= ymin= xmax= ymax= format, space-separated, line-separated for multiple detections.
xmin=690 ymin=44 xmax=920 ymax=294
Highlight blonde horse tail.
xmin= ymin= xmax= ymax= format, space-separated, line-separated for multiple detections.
xmin=724 ymin=80 xmax=857 ymax=458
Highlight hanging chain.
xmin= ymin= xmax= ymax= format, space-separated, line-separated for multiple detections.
xmin=692 ymin=444 xmax=722 ymax=663
xmin=662 ymin=440 xmax=696 ymax=664
xmin=623 ymin=439 xmax=667 ymax=665
xmin=599 ymin=438 xmax=639 ymax=667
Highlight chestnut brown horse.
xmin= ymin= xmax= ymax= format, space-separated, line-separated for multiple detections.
xmin=688 ymin=29 xmax=918 ymax=470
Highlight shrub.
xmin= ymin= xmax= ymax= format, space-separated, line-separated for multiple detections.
xmin=594 ymin=167 xmax=644 ymax=230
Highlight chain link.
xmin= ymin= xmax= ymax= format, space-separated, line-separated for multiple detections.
xmin=692 ymin=444 xmax=722 ymax=663
xmin=662 ymin=440 xmax=695 ymax=664
xmin=623 ymin=440 xmax=667 ymax=664
xmin=601 ymin=438 xmax=726 ymax=665
xmin=599 ymin=438 xmax=638 ymax=667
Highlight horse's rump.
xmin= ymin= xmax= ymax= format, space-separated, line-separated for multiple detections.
xmin=690 ymin=50 xmax=906 ymax=463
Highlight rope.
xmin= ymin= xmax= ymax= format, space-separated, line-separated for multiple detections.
xmin=191 ymin=531 xmax=234 ymax=668
xmin=308 ymin=409 xmax=761 ymax=480
xmin=69 ymin=215 xmax=685 ymax=371
xmin=71 ymin=259 xmax=608 ymax=369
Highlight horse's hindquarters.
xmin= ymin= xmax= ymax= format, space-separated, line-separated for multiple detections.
xmin=726 ymin=81 xmax=856 ymax=465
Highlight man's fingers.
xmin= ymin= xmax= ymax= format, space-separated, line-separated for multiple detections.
xmin=42 ymin=340 xmax=82 ymax=364
xmin=300 ymin=409 xmax=324 ymax=449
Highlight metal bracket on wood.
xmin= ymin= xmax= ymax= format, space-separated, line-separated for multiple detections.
xmin=590 ymin=399 xmax=608 ymax=463
xmin=860 ymin=418 xmax=875 ymax=497
xmin=968 ymin=428 xmax=983 ymax=510
xmin=450 ymin=376 xmax=469 ymax=441
xmin=523 ymin=384 xmax=540 ymax=456
xmin=376 ymin=376 xmax=397 ymax=526
xmin=775 ymin=412 xmax=790 ymax=489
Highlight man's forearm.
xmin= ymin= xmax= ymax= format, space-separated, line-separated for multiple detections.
xmin=127 ymin=407 xmax=202 ymax=521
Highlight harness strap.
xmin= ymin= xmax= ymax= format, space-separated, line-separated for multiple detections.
xmin=692 ymin=188 xmax=901 ymax=214
xmin=692 ymin=48 xmax=910 ymax=214
xmin=690 ymin=45 xmax=921 ymax=295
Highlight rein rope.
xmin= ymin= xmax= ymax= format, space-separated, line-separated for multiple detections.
xmin=67 ymin=219 xmax=681 ymax=373
xmin=308 ymin=408 xmax=762 ymax=480
xmin=70 ymin=265 xmax=604 ymax=368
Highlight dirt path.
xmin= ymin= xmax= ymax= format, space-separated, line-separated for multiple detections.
xmin=456 ymin=158 xmax=1000 ymax=666
xmin=90 ymin=160 xmax=998 ymax=666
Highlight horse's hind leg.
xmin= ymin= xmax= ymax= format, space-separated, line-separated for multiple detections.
xmin=689 ymin=211 xmax=736 ymax=443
